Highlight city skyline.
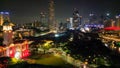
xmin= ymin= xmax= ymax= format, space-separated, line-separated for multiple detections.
xmin=0 ymin=0 xmax=120 ymax=24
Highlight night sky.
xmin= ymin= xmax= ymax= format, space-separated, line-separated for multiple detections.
xmin=0 ymin=0 xmax=120 ymax=24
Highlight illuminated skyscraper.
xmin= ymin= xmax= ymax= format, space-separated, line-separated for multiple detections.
xmin=73 ymin=8 xmax=82 ymax=29
xmin=0 ymin=12 xmax=10 ymax=26
xmin=116 ymin=16 xmax=120 ymax=27
xmin=0 ymin=14 xmax=3 ymax=26
xmin=48 ymin=0 xmax=56 ymax=31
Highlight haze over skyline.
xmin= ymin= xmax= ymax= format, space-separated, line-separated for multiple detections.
xmin=0 ymin=0 xmax=120 ymax=24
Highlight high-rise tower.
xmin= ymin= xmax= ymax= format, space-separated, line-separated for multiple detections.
xmin=48 ymin=0 xmax=56 ymax=31
xmin=0 ymin=14 xmax=3 ymax=26
xmin=73 ymin=8 xmax=82 ymax=29
xmin=0 ymin=12 xmax=10 ymax=26
xmin=116 ymin=16 xmax=120 ymax=27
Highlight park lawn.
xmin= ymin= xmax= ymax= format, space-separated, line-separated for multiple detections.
xmin=35 ymin=54 xmax=66 ymax=66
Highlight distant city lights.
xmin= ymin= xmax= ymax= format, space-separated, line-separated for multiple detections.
xmin=85 ymin=24 xmax=104 ymax=28
xmin=84 ymin=27 xmax=90 ymax=32
xmin=106 ymin=13 xmax=110 ymax=16
xmin=89 ymin=13 xmax=94 ymax=16
xmin=0 ymin=12 xmax=9 ymax=15
xmin=55 ymin=34 xmax=59 ymax=37
xmin=80 ymin=28 xmax=86 ymax=33
xmin=0 ymin=12 xmax=4 ymax=14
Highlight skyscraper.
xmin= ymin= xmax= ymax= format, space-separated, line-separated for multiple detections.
xmin=73 ymin=8 xmax=81 ymax=29
xmin=0 ymin=13 xmax=3 ymax=26
xmin=0 ymin=12 xmax=10 ymax=26
xmin=116 ymin=16 xmax=120 ymax=27
xmin=48 ymin=0 xmax=56 ymax=31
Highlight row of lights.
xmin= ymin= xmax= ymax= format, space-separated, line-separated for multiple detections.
xmin=0 ymin=12 xmax=9 ymax=15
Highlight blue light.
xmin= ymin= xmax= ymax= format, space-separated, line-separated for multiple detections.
xmin=55 ymin=34 xmax=59 ymax=37
xmin=85 ymin=25 xmax=88 ymax=27
xmin=0 ymin=12 xmax=9 ymax=14
xmin=119 ymin=14 xmax=120 ymax=17
xmin=0 ymin=12 xmax=4 ymax=14
xmin=5 ymin=12 xmax=9 ymax=14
